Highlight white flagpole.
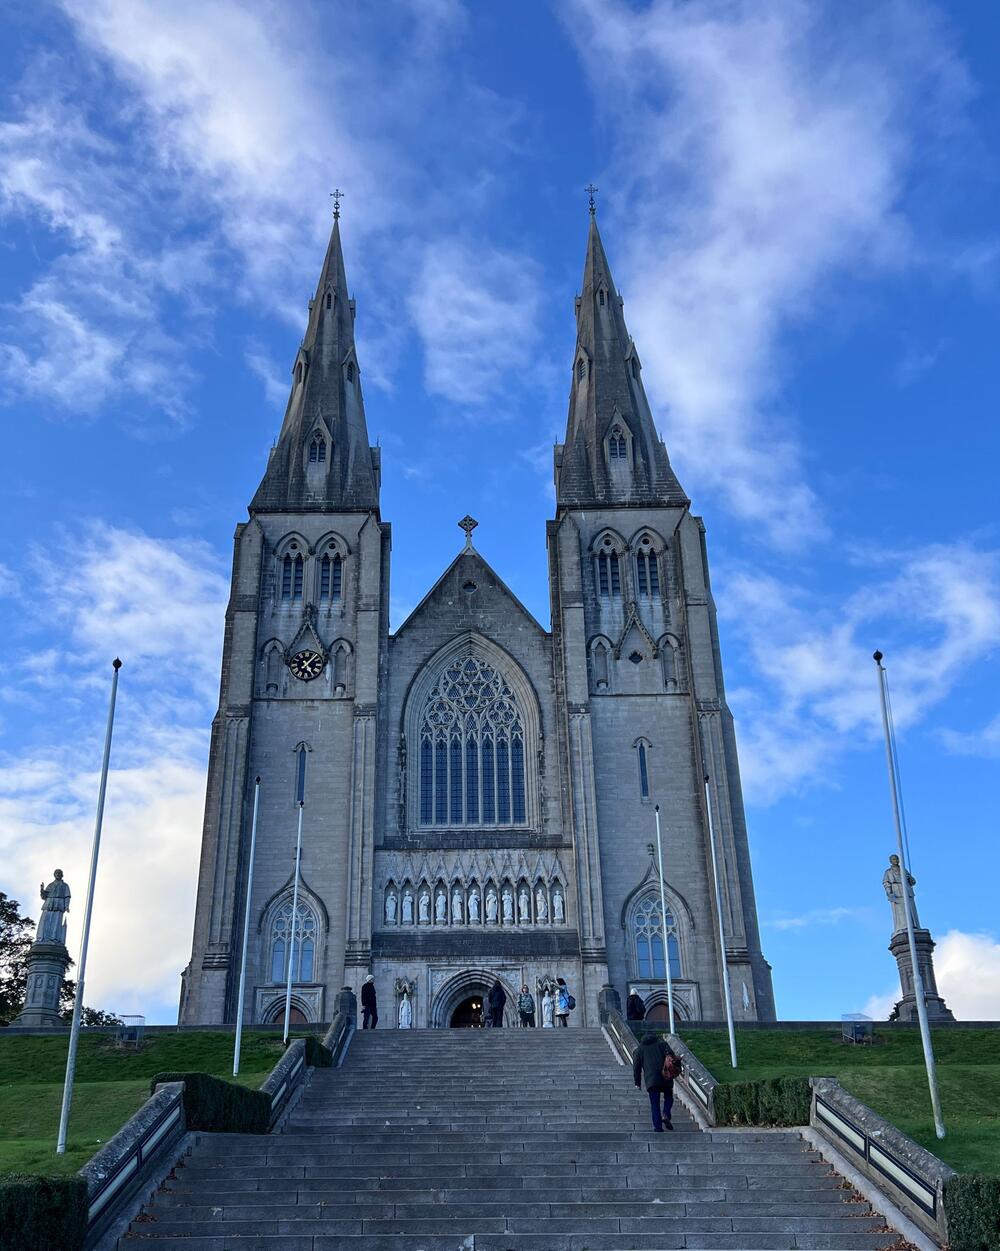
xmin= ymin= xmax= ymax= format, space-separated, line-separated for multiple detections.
xmin=703 ymin=773 xmax=737 ymax=1070
xmin=233 ymin=776 xmax=262 ymax=1077
xmin=653 ymin=805 xmax=676 ymax=1033
xmin=283 ymin=800 xmax=304 ymax=1046
xmin=57 ymin=658 xmax=121 ymax=1154
xmin=873 ymin=650 xmax=945 ymax=1139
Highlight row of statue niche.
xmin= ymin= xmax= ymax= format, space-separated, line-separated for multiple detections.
xmin=384 ymin=881 xmax=565 ymax=927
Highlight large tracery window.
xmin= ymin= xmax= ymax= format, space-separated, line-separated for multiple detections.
xmin=269 ymin=899 xmax=317 ymax=984
xmin=632 ymin=894 xmax=681 ymax=980
xmin=419 ymin=654 xmax=526 ymax=827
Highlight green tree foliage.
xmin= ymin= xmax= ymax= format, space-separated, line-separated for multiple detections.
xmin=0 ymin=893 xmax=35 ymax=1023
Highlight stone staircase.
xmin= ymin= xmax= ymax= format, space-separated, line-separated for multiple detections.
xmin=123 ymin=1027 xmax=902 ymax=1250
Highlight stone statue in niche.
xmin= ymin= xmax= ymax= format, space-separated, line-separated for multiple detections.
xmin=37 ymin=870 xmax=71 ymax=944
xmin=535 ymin=886 xmax=548 ymax=922
xmin=552 ymin=887 xmax=564 ymax=923
xmin=518 ymin=887 xmax=530 ymax=923
xmin=435 ymin=890 xmax=447 ymax=924
xmin=883 ymin=853 xmax=921 ymax=934
xmin=502 ymin=888 xmax=514 ymax=923
xmin=385 ymin=890 xmax=398 ymax=925
xmin=469 ymin=888 xmax=481 ymax=923
xmin=541 ymin=988 xmax=554 ymax=1027
xmin=452 ymin=887 xmax=463 ymax=923
xmin=418 ymin=890 xmax=430 ymax=924
xmin=486 ymin=888 xmax=498 ymax=924
xmin=402 ymin=890 xmax=413 ymax=924
xmin=398 ymin=990 xmax=412 ymax=1028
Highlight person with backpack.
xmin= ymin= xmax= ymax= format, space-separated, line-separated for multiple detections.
xmin=554 ymin=977 xmax=574 ymax=1027
xmin=517 ymin=984 xmax=536 ymax=1027
xmin=361 ymin=974 xmax=378 ymax=1029
xmin=633 ymin=1033 xmax=680 ymax=1131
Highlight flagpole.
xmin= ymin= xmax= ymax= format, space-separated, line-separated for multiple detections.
xmin=653 ymin=805 xmax=676 ymax=1033
xmin=703 ymin=773 xmax=737 ymax=1070
xmin=57 ymin=658 xmax=122 ymax=1154
xmin=873 ymin=650 xmax=945 ymax=1139
xmin=233 ymin=776 xmax=261 ymax=1077
xmin=283 ymin=800 xmax=304 ymax=1046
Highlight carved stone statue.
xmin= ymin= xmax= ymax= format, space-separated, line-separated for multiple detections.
xmin=401 ymin=890 xmax=413 ymax=924
xmin=398 ymin=990 xmax=412 ymax=1029
xmin=518 ymin=887 xmax=530 ymax=923
xmin=502 ymin=888 xmax=514 ymax=923
xmin=469 ymin=888 xmax=481 ymax=923
xmin=452 ymin=888 xmax=463 ymax=923
xmin=435 ymin=889 xmax=447 ymax=924
xmin=541 ymin=988 xmax=554 ymax=1027
xmin=385 ymin=890 xmax=397 ymax=925
xmin=552 ymin=887 xmax=564 ymax=923
xmin=535 ymin=886 xmax=548 ymax=922
xmin=37 ymin=870 xmax=71 ymax=944
xmin=883 ymin=854 xmax=920 ymax=933
xmin=486 ymin=888 xmax=498 ymax=923
xmin=418 ymin=890 xmax=430 ymax=924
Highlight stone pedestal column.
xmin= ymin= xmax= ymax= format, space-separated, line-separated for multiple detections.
xmin=889 ymin=928 xmax=954 ymax=1022
xmin=14 ymin=941 xmax=71 ymax=1027
xmin=597 ymin=984 xmax=621 ymax=1024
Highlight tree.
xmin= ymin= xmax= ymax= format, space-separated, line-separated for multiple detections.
xmin=0 ymin=891 xmax=121 ymax=1026
xmin=0 ymin=891 xmax=35 ymax=1022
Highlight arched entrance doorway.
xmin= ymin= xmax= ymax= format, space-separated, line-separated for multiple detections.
xmin=646 ymin=1001 xmax=671 ymax=1025
xmin=450 ymin=995 xmax=485 ymax=1028
xmin=269 ymin=1004 xmax=308 ymax=1027
xmin=430 ymin=969 xmax=518 ymax=1029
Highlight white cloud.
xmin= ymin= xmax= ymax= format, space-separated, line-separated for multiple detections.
xmin=719 ymin=541 xmax=1000 ymax=801
xmin=940 ymin=713 xmax=1000 ymax=760
xmin=245 ymin=341 xmax=290 ymax=410
xmin=764 ymin=906 xmax=863 ymax=932
xmin=562 ymin=0 xmax=970 ymax=544
xmin=861 ymin=987 xmax=899 ymax=1021
xmin=862 ymin=931 xmax=1000 ymax=1021
xmin=408 ymin=240 xmax=543 ymax=409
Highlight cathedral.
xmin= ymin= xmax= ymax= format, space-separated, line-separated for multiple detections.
xmin=178 ymin=209 xmax=776 ymax=1029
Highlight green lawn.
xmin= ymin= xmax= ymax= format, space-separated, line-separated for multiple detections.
xmin=677 ymin=1027 xmax=1000 ymax=1175
xmin=0 ymin=1030 xmax=295 ymax=1175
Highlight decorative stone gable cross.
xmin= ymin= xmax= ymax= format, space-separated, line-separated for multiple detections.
xmin=585 ymin=183 xmax=598 ymax=216
xmin=459 ymin=515 xmax=478 ymax=551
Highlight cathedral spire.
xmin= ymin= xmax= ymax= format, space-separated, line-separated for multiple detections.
xmin=250 ymin=210 xmax=379 ymax=514
xmin=555 ymin=214 xmax=687 ymax=510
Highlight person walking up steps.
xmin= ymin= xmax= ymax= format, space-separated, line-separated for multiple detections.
xmin=361 ymin=974 xmax=377 ymax=1029
xmin=633 ymin=1032 xmax=680 ymax=1131
xmin=554 ymin=977 xmax=574 ymax=1027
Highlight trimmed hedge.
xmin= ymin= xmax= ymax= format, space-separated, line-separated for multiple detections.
xmin=304 ymin=1035 xmax=332 ymax=1068
xmin=712 ymin=1076 xmax=812 ymax=1127
xmin=944 ymin=1173 xmax=1000 ymax=1251
xmin=0 ymin=1173 xmax=87 ymax=1251
xmin=150 ymin=1071 xmax=270 ymax=1134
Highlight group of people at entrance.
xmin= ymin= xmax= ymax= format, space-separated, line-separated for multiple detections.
xmin=359 ymin=974 xmax=575 ymax=1029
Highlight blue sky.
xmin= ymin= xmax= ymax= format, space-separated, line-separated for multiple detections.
xmin=1 ymin=0 xmax=998 ymax=1025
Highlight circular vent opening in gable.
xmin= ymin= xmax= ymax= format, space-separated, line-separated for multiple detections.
xmin=462 ymin=580 xmax=477 ymax=594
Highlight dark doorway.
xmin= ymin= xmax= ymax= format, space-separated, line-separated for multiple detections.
xmin=272 ymin=1005 xmax=308 ymax=1027
xmin=647 ymin=1002 xmax=671 ymax=1025
xmin=450 ymin=995 xmax=485 ymax=1028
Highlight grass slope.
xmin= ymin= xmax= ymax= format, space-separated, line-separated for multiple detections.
xmin=679 ymin=1027 xmax=1000 ymax=1175
xmin=0 ymin=1030 xmax=292 ymax=1175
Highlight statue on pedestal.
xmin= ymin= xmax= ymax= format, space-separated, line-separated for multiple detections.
xmin=37 ymin=870 xmax=71 ymax=944
xmin=435 ymin=889 xmax=447 ymax=924
xmin=881 ymin=853 xmax=954 ymax=1023
xmin=394 ymin=977 xmax=414 ymax=1029
xmin=518 ymin=887 xmax=530 ymax=923
xmin=882 ymin=854 xmax=920 ymax=933
xmin=502 ymin=888 xmax=514 ymax=923
xmin=486 ymin=888 xmax=498 ymax=924
xmin=552 ymin=887 xmax=564 ymax=924
xmin=401 ymin=889 xmax=413 ymax=924
xmin=418 ymin=890 xmax=430 ymax=923
xmin=452 ymin=887 xmax=463 ymax=923
xmin=469 ymin=888 xmax=481 ymax=923
xmin=14 ymin=869 xmax=72 ymax=1028
xmin=385 ymin=890 xmax=398 ymax=925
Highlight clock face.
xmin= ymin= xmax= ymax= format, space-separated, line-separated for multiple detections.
xmin=289 ymin=649 xmax=324 ymax=681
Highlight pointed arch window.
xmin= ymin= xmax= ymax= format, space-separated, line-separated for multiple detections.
xmin=325 ymin=291 xmax=332 ymax=309
xmin=598 ymin=288 xmax=606 ymax=307
xmin=636 ymin=538 xmax=660 ymax=597
xmin=597 ymin=549 xmax=621 ymax=598
xmin=346 ymin=361 xmax=355 ymax=383
xmin=609 ymin=427 xmax=627 ymax=460
xmin=632 ymin=894 xmax=681 ymax=980
xmin=309 ymin=434 xmax=326 ymax=464
xmin=295 ymin=362 xmax=303 ymax=384
xmin=319 ymin=551 xmax=342 ymax=602
xmin=418 ymin=653 xmax=526 ymax=827
xmin=637 ymin=741 xmax=651 ymax=799
xmin=631 ymin=357 xmax=639 ymax=380
xmin=281 ymin=552 xmax=305 ymax=601
xmin=269 ymin=898 xmax=317 ymax=984
xmin=576 ymin=358 xmax=586 ymax=382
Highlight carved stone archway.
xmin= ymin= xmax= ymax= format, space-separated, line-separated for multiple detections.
xmin=430 ymin=968 xmax=520 ymax=1028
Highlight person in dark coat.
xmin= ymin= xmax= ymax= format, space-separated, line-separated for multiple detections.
xmin=487 ymin=980 xmax=506 ymax=1028
xmin=361 ymin=974 xmax=378 ymax=1029
xmin=626 ymin=987 xmax=646 ymax=1022
xmin=633 ymin=1034 xmax=678 ymax=1131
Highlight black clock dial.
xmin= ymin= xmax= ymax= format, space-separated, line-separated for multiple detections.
xmin=289 ymin=649 xmax=324 ymax=681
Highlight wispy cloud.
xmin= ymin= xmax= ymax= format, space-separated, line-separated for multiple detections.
xmin=764 ymin=906 xmax=865 ymax=932
xmin=562 ymin=0 xmax=971 ymax=545
xmin=940 ymin=712 xmax=1000 ymax=760
xmin=719 ymin=541 xmax=1000 ymax=802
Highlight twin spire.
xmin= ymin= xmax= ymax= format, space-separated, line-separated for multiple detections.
xmin=252 ymin=203 xmax=686 ymax=516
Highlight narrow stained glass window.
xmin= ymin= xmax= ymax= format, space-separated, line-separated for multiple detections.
xmin=497 ymin=738 xmax=510 ymax=824
xmin=450 ymin=735 xmax=463 ymax=824
xmin=638 ymin=743 xmax=650 ymax=799
xmin=420 ymin=738 xmax=433 ymax=825
xmin=466 ymin=736 xmax=479 ymax=824
xmin=511 ymin=737 xmax=525 ymax=823
xmin=481 ymin=734 xmax=495 ymax=825
xmin=435 ymin=740 xmax=447 ymax=824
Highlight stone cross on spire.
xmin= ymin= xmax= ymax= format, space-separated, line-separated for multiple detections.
xmin=585 ymin=183 xmax=598 ymax=216
xmin=331 ymin=188 xmax=345 ymax=220
xmin=458 ymin=515 xmax=478 ymax=551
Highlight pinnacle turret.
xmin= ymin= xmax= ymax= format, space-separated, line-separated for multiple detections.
xmin=250 ymin=215 xmax=379 ymax=513
xmin=555 ymin=216 xmax=687 ymax=510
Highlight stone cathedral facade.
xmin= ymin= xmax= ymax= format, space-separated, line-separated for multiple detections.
xmin=178 ymin=213 xmax=776 ymax=1029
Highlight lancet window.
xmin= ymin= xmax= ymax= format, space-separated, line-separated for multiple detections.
xmin=309 ymin=435 xmax=326 ymax=464
xmin=269 ymin=899 xmax=317 ymax=984
xmin=281 ymin=553 xmax=304 ymax=601
xmin=319 ymin=552 xmax=342 ymax=602
xmin=632 ymin=894 xmax=681 ymax=980
xmin=637 ymin=740 xmax=651 ymax=799
xmin=609 ymin=427 xmax=627 ymax=460
xmin=418 ymin=654 xmax=527 ymax=827
xmin=597 ymin=550 xmax=621 ymax=598
xmin=636 ymin=537 xmax=660 ymax=597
